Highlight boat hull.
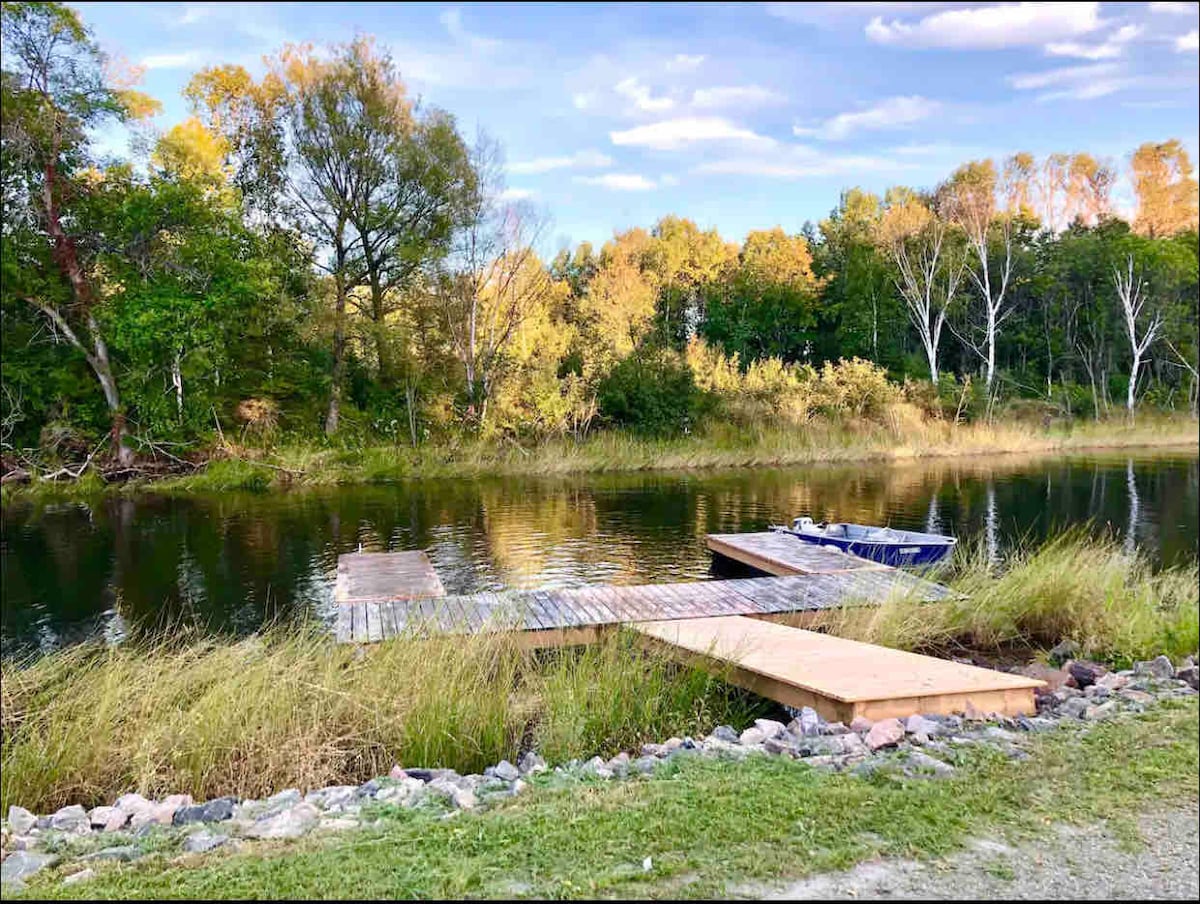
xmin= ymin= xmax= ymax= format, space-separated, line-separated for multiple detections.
xmin=779 ymin=531 xmax=955 ymax=567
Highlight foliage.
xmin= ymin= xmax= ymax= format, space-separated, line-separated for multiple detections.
xmin=596 ymin=347 xmax=706 ymax=437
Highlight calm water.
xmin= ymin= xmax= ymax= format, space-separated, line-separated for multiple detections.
xmin=2 ymin=450 xmax=1197 ymax=657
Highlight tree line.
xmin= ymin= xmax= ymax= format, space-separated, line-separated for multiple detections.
xmin=2 ymin=3 xmax=1197 ymax=470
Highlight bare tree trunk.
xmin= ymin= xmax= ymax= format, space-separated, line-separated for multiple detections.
xmin=171 ymin=349 xmax=184 ymax=418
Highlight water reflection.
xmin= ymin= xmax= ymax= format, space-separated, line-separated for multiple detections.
xmin=2 ymin=450 xmax=1196 ymax=656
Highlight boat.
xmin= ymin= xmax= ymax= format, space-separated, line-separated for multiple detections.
xmin=771 ymin=517 xmax=957 ymax=568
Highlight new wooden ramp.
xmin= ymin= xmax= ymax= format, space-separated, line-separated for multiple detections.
xmin=707 ymin=531 xmax=889 ymax=576
xmin=632 ymin=616 xmax=1042 ymax=721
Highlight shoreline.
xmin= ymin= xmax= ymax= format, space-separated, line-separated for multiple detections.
xmin=3 ymin=416 xmax=1197 ymax=501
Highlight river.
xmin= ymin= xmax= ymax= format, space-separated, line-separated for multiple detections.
xmin=2 ymin=448 xmax=1196 ymax=657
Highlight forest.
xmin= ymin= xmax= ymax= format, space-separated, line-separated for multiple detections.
xmin=2 ymin=2 xmax=1198 ymax=479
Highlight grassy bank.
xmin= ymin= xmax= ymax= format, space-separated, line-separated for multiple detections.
xmin=7 ymin=413 xmax=1196 ymax=500
xmin=16 ymin=699 xmax=1199 ymax=899
xmin=3 ymin=535 xmax=1195 ymax=816
xmin=814 ymin=531 xmax=1200 ymax=667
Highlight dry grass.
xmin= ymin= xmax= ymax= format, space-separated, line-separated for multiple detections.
xmin=812 ymin=531 xmax=1199 ymax=665
xmin=0 ymin=629 xmax=764 ymax=814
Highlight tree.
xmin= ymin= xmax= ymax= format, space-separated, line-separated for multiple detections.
xmin=878 ymin=188 xmax=965 ymax=383
xmin=1112 ymin=251 xmax=1163 ymax=416
xmin=946 ymin=160 xmax=1017 ymax=400
xmin=1 ymin=1 xmax=159 ymax=466
xmin=1131 ymin=140 xmax=1200 ymax=238
xmin=434 ymin=134 xmax=558 ymax=425
xmin=576 ymin=229 xmax=658 ymax=374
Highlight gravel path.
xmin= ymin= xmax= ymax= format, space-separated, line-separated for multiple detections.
xmin=750 ymin=806 xmax=1199 ymax=900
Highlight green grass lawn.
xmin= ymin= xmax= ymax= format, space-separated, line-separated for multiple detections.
xmin=19 ymin=699 xmax=1198 ymax=900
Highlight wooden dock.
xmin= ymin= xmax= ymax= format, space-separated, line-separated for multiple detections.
xmin=334 ymin=568 xmax=955 ymax=646
xmin=632 ymin=616 xmax=1041 ymax=721
xmin=707 ymin=531 xmax=888 ymax=576
xmin=332 ymin=532 xmax=1040 ymax=720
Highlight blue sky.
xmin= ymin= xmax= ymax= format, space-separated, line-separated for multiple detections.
xmin=76 ymin=1 xmax=1200 ymax=251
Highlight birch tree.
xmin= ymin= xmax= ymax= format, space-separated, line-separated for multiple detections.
xmin=1112 ymin=253 xmax=1163 ymax=416
xmin=878 ymin=188 xmax=965 ymax=383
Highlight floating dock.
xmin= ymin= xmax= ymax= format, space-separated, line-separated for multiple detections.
xmin=333 ymin=531 xmax=1041 ymax=719
xmin=707 ymin=531 xmax=888 ymax=576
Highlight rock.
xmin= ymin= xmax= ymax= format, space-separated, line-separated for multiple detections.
xmin=981 ymin=726 xmax=1018 ymax=742
xmin=174 ymin=796 xmax=237 ymax=825
xmin=357 ymin=779 xmax=382 ymax=798
xmin=80 ymin=845 xmax=141 ymax=863
xmin=7 ymin=806 xmax=37 ymax=836
xmin=582 ymin=756 xmax=613 ymax=779
xmin=303 ymin=786 xmax=357 ymax=811
xmin=709 ymin=725 xmax=739 ymax=743
xmin=1083 ymin=684 xmax=1111 ymax=699
xmin=518 ymin=752 xmax=547 ymax=775
xmin=800 ymin=733 xmax=867 ymax=757
xmin=738 ymin=726 xmax=768 ymax=746
xmin=388 ymin=765 xmax=406 ymax=780
xmin=905 ymin=750 xmax=955 ymax=779
xmin=374 ymin=778 xmax=424 ymax=807
xmin=427 ymin=779 xmax=477 ymax=810
xmin=511 ymin=779 xmax=528 ymax=796
xmin=632 ymin=755 xmax=659 ymax=775
xmin=242 ymin=802 xmax=320 ymax=839
xmin=787 ymin=707 xmax=824 ymax=737
xmin=752 ymin=718 xmax=787 ymax=740
xmin=1018 ymin=663 xmax=1070 ymax=691
xmin=490 ymin=760 xmax=520 ymax=782
xmin=1014 ymin=715 xmax=1057 ymax=732
xmin=1060 ymin=696 xmax=1091 ymax=719
xmin=183 ymin=830 xmax=229 ymax=854
xmin=1095 ymin=672 xmax=1130 ymax=692
xmin=88 ymin=805 xmax=126 ymax=832
xmin=130 ymin=794 xmax=192 ymax=830
xmin=50 ymin=804 xmax=90 ymax=834
xmin=1084 ymin=701 xmax=1118 ymax=721
xmin=849 ymin=716 xmax=873 ymax=732
xmin=1047 ymin=639 xmax=1079 ymax=666
xmin=700 ymin=736 xmax=746 ymax=758
xmin=1176 ymin=665 xmax=1199 ymax=691
xmin=1 ymin=851 xmax=57 ymax=890
xmin=820 ymin=721 xmax=848 ymax=736
xmin=1067 ymin=661 xmax=1105 ymax=689
xmin=763 ymin=734 xmax=799 ymax=756
xmin=62 ymin=868 xmax=96 ymax=885
xmin=865 ymin=718 xmax=905 ymax=751
xmin=662 ymin=737 xmax=684 ymax=752
xmin=9 ymin=835 xmax=37 ymax=851
xmin=114 ymin=793 xmax=152 ymax=816
xmin=904 ymin=715 xmax=940 ymax=737
xmin=1134 ymin=656 xmax=1175 ymax=680
xmin=640 ymin=743 xmax=666 ymax=757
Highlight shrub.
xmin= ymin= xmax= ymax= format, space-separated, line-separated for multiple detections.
xmin=811 ymin=358 xmax=897 ymax=420
xmin=597 ymin=347 xmax=707 ymax=436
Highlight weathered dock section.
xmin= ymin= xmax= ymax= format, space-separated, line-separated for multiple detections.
xmin=707 ymin=531 xmax=888 ymax=576
xmin=335 ymin=569 xmax=953 ymax=646
xmin=632 ymin=616 xmax=1040 ymax=721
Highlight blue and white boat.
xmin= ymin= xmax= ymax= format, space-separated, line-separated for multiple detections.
xmin=772 ymin=517 xmax=957 ymax=568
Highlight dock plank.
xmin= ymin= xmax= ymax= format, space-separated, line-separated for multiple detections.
xmin=707 ymin=532 xmax=889 ymax=577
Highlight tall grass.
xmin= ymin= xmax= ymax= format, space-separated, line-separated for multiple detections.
xmin=811 ymin=531 xmax=1199 ymax=665
xmin=0 ymin=628 xmax=765 ymax=814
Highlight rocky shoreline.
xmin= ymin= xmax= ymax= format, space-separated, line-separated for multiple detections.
xmin=3 ymin=653 xmax=1197 ymax=893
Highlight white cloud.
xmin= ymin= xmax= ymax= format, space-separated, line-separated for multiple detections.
xmin=499 ymin=188 xmax=536 ymax=201
xmin=1177 ymin=29 xmax=1200 ymax=52
xmin=792 ymin=95 xmax=940 ymax=141
xmin=1008 ymin=62 xmax=1118 ymax=90
xmin=661 ymin=174 xmax=680 ymax=186
xmin=1008 ymin=62 xmax=1144 ymax=101
xmin=615 ymin=77 xmax=675 ymax=112
xmin=575 ymin=173 xmax=660 ymax=191
xmin=610 ymin=117 xmax=775 ymax=150
xmin=508 ymin=150 xmax=614 ymax=174
xmin=691 ymin=85 xmax=787 ymax=109
xmin=439 ymin=8 xmax=502 ymax=52
xmin=666 ymin=53 xmax=705 ymax=72
xmin=1046 ymin=24 xmax=1142 ymax=60
xmin=572 ymin=92 xmax=596 ymax=110
xmin=140 ymin=51 xmax=205 ymax=70
xmin=867 ymin=2 xmax=1104 ymax=50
